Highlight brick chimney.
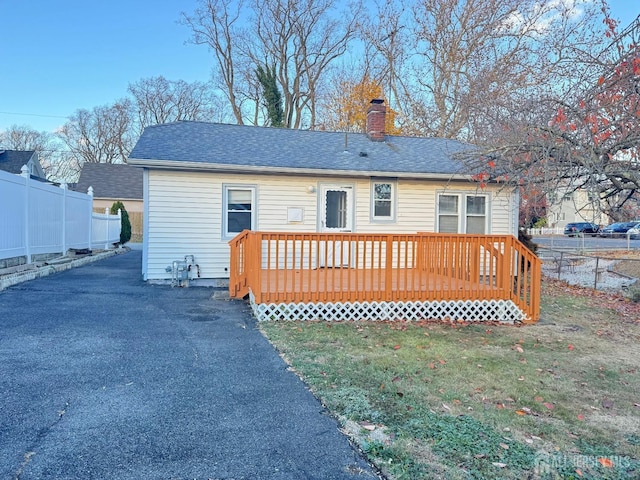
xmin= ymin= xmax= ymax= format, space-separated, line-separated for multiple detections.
xmin=366 ymin=99 xmax=386 ymax=142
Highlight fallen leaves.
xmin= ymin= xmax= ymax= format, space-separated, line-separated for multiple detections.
xmin=598 ymin=457 xmax=614 ymax=468
xmin=544 ymin=277 xmax=640 ymax=322
xmin=360 ymin=421 xmax=376 ymax=431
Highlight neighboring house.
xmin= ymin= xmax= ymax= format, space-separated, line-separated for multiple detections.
xmin=128 ymin=100 xmax=521 ymax=284
xmin=546 ymin=187 xmax=609 ymax=230
xmin=74 ymin=163 xmax=144 ymax=237
xmin=0 ymin=150 xmax=47 ymax=182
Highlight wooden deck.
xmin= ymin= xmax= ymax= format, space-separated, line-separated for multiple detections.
xmin=229 ymin=232 xmax=541 ymax=323
xmin=259 ymin=267 xmax=512 ymax=303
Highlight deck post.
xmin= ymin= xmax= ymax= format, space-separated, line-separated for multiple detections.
xmin=252 ymin=232 xmax=263 ymax=303
xmin=385 ymin=235 xmax=393 ymax=299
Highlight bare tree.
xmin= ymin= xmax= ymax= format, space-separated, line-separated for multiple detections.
xmin=182 ymin=0 xmax=250 ymax=124
xmin=183 ymin=0 xmax=360 ymax=128
xmin=0 ymin=124 xmax=79 ymax=182
xmin=57 ymin=100 xmax=135 ymax=165
xmin=0 ymin=124 xmax=53 ymax=152
xmin=128 ymin=76 xmax=219 ymax=131
xmin=461 ymin=14 xmax=640 ymax=220
xmin=360 ymin=0 xmax=610 ymax=141
xmin=355 ymin=0 xmax=410 ymax=121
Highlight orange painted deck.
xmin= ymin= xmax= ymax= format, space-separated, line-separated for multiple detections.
xmin=259 ymin=268 xmax=512 ymax=303
xmin=229 ymin=232 xmax=541 ymax=323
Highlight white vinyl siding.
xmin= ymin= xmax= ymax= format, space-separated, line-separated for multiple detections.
xmin=144 ymin=171 xmax=514 ymax=280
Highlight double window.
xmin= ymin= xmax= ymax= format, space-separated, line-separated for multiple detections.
xmin=370 ymin=179 xmax=396 ymax=222
xmin=223 ymin=185 xmax=256 ymax=237
xmin=437 ymin=193 xmax=488 ymax=234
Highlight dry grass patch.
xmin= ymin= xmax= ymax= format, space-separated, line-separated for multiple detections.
xmin=261 ymin=277 xmax=640 ymax=479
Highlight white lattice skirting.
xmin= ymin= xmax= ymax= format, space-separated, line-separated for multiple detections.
xmin=248 ymin=291 xmax=526 ymax=324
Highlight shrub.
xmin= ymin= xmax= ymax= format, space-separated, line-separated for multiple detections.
xmin=518 ymin=229 xmax=538 ymax=255
xmin=110 ymin=201 xmax=131 ymax=245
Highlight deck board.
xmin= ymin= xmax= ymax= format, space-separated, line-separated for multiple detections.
xmin=260 ymin=267 xmax=507 ymax=303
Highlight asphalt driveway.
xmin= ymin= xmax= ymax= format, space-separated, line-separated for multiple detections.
xmin=0 ymin=250 xmax=378 ymax=479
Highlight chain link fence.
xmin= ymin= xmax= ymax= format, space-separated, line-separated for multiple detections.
xmin=537 ymin=247 xmax=640 ymax=296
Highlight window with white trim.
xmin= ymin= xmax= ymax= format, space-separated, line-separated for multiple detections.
xmin=466 ymin=196 xmax=486 ymax=234
xmin=223 ymin=185 xmax=256 ymax=237
xmin=438 ymin=194 xmax=459 ymax=233
xmin=437 ymin=193 xmax=488 ymax=233
xmin=371 ymin=180 xmax=396 ymax=221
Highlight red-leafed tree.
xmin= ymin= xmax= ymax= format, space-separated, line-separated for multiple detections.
xmin=463 ymin=12 xmax=640 ymax=221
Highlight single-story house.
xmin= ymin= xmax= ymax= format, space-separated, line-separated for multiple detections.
xmin=74 ymin=162 xmax=144 ymax=238
xmin=0 ymin=150 xmax=48 ymax=182
xmin=128 ymin=100 xmax=520 ymax=282
xmin=128 ymin=100 xmax=539 ymax=323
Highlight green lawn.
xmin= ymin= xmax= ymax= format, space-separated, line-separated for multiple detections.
xmin=260 ymin=278 xmax=640 ymax=479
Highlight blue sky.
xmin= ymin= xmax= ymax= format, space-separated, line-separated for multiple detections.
xmin=0 ymin=0 xmax=211 ymax=133
xmin=0 ymin=0 xmax=638 ymax=134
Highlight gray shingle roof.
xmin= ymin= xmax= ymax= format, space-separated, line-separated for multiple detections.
xmin=0 ymin=150 xmax=36 ymax=174
xmin=75 ymin=163 xmax=143 ymax=200
xmin=128 ymin=121 xmax=474 ymax=178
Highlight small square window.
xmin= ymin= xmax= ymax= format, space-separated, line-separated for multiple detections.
xmin=224 ymin=186 xmax=256 ymax=237
xmin=371 ymin=180 xmax=396 ymax=221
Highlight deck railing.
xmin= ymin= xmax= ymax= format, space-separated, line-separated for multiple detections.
xmin=229 ymin=231 xmax=541 ymax=323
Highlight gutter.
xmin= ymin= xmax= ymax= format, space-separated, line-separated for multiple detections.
xmin=127 ymin=158 xmax=474 ymax=182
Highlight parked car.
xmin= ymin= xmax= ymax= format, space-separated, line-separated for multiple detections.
xmin=626 ymin=223 xmax=640 ymax=240
xmin=563 ymin=222 xmax=600 ymax=236
xmin=599 ymin=222 xmax=638 ymax=237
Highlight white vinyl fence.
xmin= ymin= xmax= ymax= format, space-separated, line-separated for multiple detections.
xmin=526 ymin=227 xmax=564 ymax=236
xmin=1 ymin=166 xmax=121 ymax=263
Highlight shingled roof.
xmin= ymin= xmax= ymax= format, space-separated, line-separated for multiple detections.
xmin=75 ymin=163 xmax=142 ymax=200
xmin=128 ymin=121 xmax=475 ymax=180
xmin=0 ymin=149 xmax=44 ymax=178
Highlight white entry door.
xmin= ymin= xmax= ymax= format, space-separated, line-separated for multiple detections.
xmin=320 ymin=185 xmax=353 ymax=232
xmin=319 ymin=185 xmax=353 ymax=267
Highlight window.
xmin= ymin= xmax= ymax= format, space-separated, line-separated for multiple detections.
xmin=371 ymin=180 xmax=396 ymax=221
xmin=466 ymin=196 xmax=486 ymax=234
xmin=438 ymin=194 xmax=459 ymax=233
xmin=437 ymin=193 xmax=488 ymax=233
xmin=562 ymin=192 xmax=573 ymax=201
xmin=326 ymin=190 xmax=348 ymax=228
xmin=223 ymin=186 xmax=256 ymax=237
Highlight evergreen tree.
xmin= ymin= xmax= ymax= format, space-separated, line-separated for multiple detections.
xmin=110 ymin=201 xmax=132 ymax=245
xmin=256 ymin=64 xmax=284 ymax=127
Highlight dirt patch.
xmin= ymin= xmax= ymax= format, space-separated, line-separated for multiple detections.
xmin=612 ymin=258 xmax=640 ymax=279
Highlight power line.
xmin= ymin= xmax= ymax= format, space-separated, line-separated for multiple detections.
xmin=0 ymin=111 xmax=69 ymax=120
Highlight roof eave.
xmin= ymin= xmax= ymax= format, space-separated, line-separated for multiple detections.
xmin=126 ymin=158 xmax=474 ymax=181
